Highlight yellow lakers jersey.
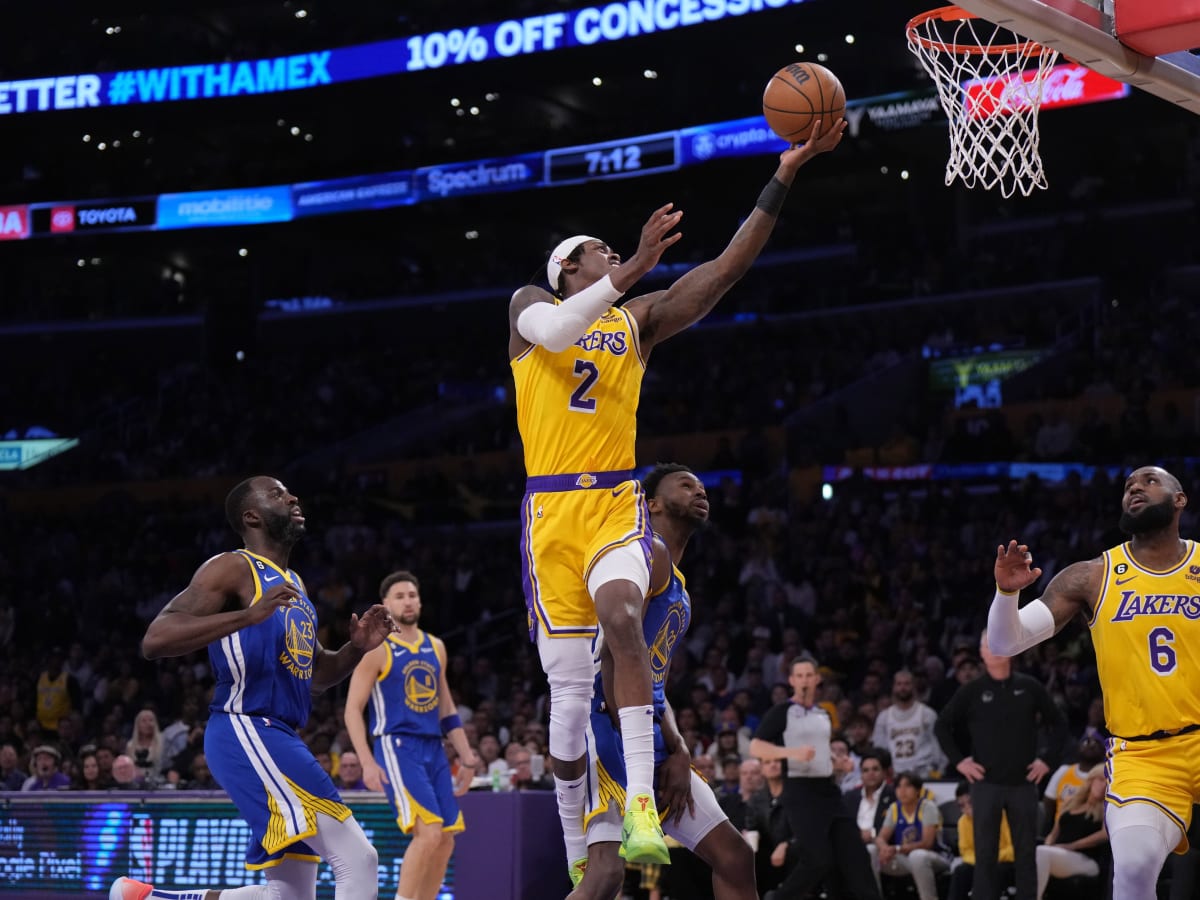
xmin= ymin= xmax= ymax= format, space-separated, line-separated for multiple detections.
xmin=1090 ymin=541 xmax=1200 ymax=739
xmin=511 ymin=304 xmax=645 ymax=476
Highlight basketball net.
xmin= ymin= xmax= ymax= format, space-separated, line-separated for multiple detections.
xmin=907 ymin=6 xmax=1059 ymax=197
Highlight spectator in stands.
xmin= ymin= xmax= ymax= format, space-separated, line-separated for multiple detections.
xmin=875 ymin=771 xmax=949 ymax=900
xmin=1035 ymin=765 xmax=1109 ymax=898
xmin=334 ymin=751 xmax=367 ymax=791
xmin=185 ymin=753 xmax=219 ymax=790
xmin=508 ymin=747 xmax=551 ymax=791
xmin=124 ymin=708 xmax=165 ymax=779
xmin=35 ymin=648 xmax=80 ymax=737
xmin=935 ymin=633 xmax=1066 ymax=900
xmin=21 ymin=744 xmax=70 ymax=791
xmin=718 ymin=757 xmax=764 ymax=830
xmin=747 ymin=756 xmax=794 ymax=896
xmin=110 ymin=754 xmax=143 ymax=790
xmin=844 ymin=747 xmax=896 ymax=893
xmin=74 ymin=749 xmax=111 ymax=790
xmin=873 ymin=669 xmax=946 ymax=781
xmin=948 ymin=781 xmax=1014 ymax=900
xmin=0 ymin=743 xmax=24 ymax=790
xmin=1042 ymin=736 xmax=1106 ymax=827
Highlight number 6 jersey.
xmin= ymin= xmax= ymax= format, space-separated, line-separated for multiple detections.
xmin=1090 ymin=540 xmax=1200 ymax=740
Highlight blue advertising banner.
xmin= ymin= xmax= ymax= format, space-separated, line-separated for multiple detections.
xmin=157 ymin=186 xmax=294 ymax=230
xmin=291 ymin=172 xmax=417 ymax=217
xmin=0 ymin=0 xmax=811 ymax=117
xmin=415 ymin=153 xmax=545 ymax=199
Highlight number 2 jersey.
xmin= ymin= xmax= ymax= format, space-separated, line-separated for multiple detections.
xmin=511 ymin=303 xmax=645 ymax=477
xmin=1091 ymin=540 xmax=1200 ymax=739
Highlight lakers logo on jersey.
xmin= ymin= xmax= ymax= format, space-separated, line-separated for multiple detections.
xmin=649 ymin=605 xmax=685 ymax=685
xmin=403 ymin=659 xmax=439 ymax=713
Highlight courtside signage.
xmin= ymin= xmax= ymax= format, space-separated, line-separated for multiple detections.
xmin=0 ymin=0 xmax=812 ymax=116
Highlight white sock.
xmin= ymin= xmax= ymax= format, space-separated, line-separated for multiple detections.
xmin=217 ymin=890 xmax=268 ymax=899
xmin=618 ymin=705 xmax=656 ymax=807
xmin=555 ymin=773 xmax=588 ymax=862
xmin=147 ymin=891 xmax=207 ymax=900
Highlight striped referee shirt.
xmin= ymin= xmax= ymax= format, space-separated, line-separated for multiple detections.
xmin=754 ymin=699 xmax=833 ymax=778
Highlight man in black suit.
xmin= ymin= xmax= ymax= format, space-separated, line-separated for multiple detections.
xmin=843 ymin=748 xmax=896 ymax=895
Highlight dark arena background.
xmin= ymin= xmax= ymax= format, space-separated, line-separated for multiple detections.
xmin=2 ymin=1 xmax=1199 ymax=898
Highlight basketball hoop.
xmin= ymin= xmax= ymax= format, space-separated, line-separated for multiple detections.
xmin=907 ymin=6 xmax=1060 ymax=197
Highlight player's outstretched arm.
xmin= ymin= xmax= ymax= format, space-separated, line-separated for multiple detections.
xmin=988 ymin=542 xmax=1100 ymax=656
xmin=142 ymin=553 xmax=297 ymax=659
xmin=624 ymin=118 xmax=845 ymax=354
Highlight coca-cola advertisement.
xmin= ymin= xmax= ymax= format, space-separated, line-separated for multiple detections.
xmin=964 ymin=63 xmax=1129 ymax=119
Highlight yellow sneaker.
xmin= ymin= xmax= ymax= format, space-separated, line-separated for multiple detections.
xmin=620 ymin=793 xmax=670 ymax=864
xmin=569 ymin=856 xmax=588 ymax=888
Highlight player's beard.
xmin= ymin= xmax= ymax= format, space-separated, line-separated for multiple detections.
xmin=398 ymin=611 xmax=420 ymax=626
xmin=264 ymin=509 xmax=305 ymax=545
xmin=1119 ymin=496 xmax=1175 ymax=535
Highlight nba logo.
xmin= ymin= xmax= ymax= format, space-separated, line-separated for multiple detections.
xmin=50 ymin=206 xmax=75 ymax=233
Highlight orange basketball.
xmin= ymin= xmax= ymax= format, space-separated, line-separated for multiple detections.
xmin=762 ymin=62 xmax=846 ymax=143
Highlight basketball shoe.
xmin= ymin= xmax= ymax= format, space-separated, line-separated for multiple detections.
xmin=620 ymin=792 xmax=670 ymax=864
xmin=568 ymin=856 xmax=589 ymax=888
xmin=109 ymin=878 xmax=154 ymax=900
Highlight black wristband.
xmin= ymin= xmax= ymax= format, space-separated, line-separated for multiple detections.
xmin=755 ymin=176 xmax=789 ymax=217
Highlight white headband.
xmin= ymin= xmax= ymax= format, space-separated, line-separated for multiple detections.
xmin=546 ymin=234 xmax=599 ymax=287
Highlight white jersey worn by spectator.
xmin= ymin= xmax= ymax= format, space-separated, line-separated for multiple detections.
xmin=873 ymin=670 xmax=946 ymax=778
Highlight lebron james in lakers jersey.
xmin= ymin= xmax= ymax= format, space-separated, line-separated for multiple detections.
xmin=507 ymin=124 xmax=846 ymax=874
xmin=987 ymin=466 xmax=1200 ymax=900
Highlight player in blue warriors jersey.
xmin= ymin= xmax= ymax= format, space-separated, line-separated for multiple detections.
xmin=109 ymin=475 xmax=395 ymax=900
xmin=569 ymin=463 xmax=757 ymax=900
xmin=989 ymin=465 xmax=1200 ymax=900
xmin=344 ymin=570 xmax=480 ymax=900
xmin=509 ymin=121 xmax=846 ymax=873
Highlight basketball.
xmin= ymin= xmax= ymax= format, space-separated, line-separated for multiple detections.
xmin=762 ymin=62 xmax=846 ymax=143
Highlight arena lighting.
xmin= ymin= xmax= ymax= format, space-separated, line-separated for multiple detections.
xmin=845 ymin=34 xmax=855 ymax=44
xmin=450 ymin=98 xmax=461 ymax=107
xmin=592 ymin=76 xmax=603 ymax=86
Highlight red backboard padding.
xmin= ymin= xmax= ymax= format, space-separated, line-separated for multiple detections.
xmin=1114 ymin=0 xmax=1200 ymax=56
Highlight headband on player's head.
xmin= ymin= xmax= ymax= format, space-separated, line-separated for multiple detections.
xmin=546 ymin=235 xmax=599 ymax=288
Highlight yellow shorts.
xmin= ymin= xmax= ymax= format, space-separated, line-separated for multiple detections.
xmin=520 ymin=472 xmax=652 ymax=639
xmin=1107 ymin=729 xmax=1200 ymax=852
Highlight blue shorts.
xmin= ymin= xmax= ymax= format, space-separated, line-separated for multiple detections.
xmin=375 ymin=732 xmax=464 ymax=834
xmin=205 ymin=713 xmax=352 ymax=870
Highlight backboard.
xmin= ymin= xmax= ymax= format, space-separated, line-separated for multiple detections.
xmin=954 ymin=0 xmax=1200 ymax=111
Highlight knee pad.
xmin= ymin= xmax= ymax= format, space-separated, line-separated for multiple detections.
xmin=1108 ymin=805 xmax=1178 ymax=900
xmin=548 ymin=679 xmax=593 ymax=760
xmin=538 ymin=632 xmax=596 ymax=761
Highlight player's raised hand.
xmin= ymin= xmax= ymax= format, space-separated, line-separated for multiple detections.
xmin=349 ymin=604 xmax=397 ymax=652
xmin=783 ymin=117 xmax=846 ymax=167
xmin=243 ymin=582 xmax=300 ymax=626
xmin=995 ymin=540 xmax=1043 ymax=593
xmin=632 ymin=202 xmax=684 ymax=265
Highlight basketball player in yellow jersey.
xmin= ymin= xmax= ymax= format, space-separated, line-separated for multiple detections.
xmin=508 ymin=119 xmax=846 ymax=873
xmin=988 ymin=465 xmax=1200 ymax=900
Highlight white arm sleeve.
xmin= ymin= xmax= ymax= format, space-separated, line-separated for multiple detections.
xmin=516 ymin=274 xmax=623 ymax=352
xmin=987 ymin=589 xmax=1055 ymax=656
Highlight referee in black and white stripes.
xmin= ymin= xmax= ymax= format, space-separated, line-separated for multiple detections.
xmin=750 ymin=654 xmax=883 ymax=900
